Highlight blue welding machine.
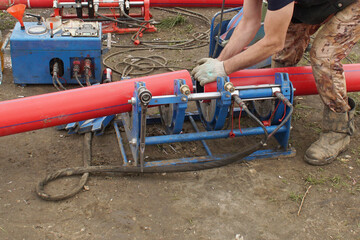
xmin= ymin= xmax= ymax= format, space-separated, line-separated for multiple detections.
xmin=10 ymin=21 xmax=102 ymax=85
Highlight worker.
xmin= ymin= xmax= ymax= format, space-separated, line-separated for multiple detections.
xmin=192 ymin=0 xmax=360 ymax=166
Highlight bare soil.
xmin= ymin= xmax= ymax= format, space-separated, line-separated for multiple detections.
xmin=0 ymin=7 xmax=360 ymax=240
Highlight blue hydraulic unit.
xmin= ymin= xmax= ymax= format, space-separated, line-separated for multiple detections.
xmin=114 ymin=73 xmax=295 ymax=169
xmin=10 ymin=21 xmax=102 ymax=85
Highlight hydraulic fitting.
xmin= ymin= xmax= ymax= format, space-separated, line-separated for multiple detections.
xmin=224 ymin=82 xmax=235 ymax=93
xmin=102 ymin=68 xmax=112 ymax=83
xmin=84 ymin=58 xmax=92 ymax=77
xmin=52 ymin=62 xmax=59 ymax=76
xmin=72 ymin=60 xmax=81 ymax=76
xmin=84 ymin=58 xmax=92 ymax=86
xmin=180 ymin=84 xmax=191 ymax=96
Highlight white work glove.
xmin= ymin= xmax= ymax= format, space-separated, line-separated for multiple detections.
xmin=191 ymin=58 xmax=227 ymax=86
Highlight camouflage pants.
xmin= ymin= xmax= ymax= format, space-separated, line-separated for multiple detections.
xmin=273 ymin=0 xmax=360 ymax=113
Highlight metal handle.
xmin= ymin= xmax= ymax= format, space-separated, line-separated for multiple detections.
xmin=1 ymin=33 xmax=11 ymax=54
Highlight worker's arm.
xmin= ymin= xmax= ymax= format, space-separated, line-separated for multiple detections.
xmin=223 ymin=2 xmax=294 ymax=74
xmin=218 ymin=0 xmax=263 ymax=61
xmin=192 ymin=1 xmax=294 ymax=86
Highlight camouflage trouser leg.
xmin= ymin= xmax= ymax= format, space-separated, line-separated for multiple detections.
xmin=272 ymin=23 xmax=320 ymax=67
xmin=310 ymin=0 xmax=360 ymax=113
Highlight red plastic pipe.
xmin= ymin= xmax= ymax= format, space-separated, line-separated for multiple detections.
xmin=204 ymin=64 xmax=360 ymax=96
xmin=0 ymin=70 xmax=193 ymax=137
xmin=0 ymin=0 xmax=242 ymax=10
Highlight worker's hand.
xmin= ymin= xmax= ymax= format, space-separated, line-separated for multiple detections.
xmin=191 ymin=58 xmax=227 ymax=86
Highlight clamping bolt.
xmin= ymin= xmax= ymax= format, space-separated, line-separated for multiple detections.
xmin=224 ymin=82 xmax=235 ymax=93
xmin=138 ymin=87 xmax=152 ymax=106
xmin=180 ymin=84 xmax=191 ymax=96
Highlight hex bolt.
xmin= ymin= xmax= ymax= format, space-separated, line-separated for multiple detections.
xmin=180 ymin=84 xmax=191 ymax=96
xmin=128 ymin=97 xmax=135 ymax=104
xmin=129 ymin=138 xmax=137 ymax=146
xmin=224 ymin=82 xmax=235 ymax=93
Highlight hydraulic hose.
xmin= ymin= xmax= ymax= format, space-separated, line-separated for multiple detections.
xmin=267 ymin=92 xmax=293 ymax=140
xmin=74 ymin=71 xmax=85 ymax=87
xmin=233 ymin=95 xmax=269 ymax=142
xmin=52 ymin=62 xmax=66 ymax=91
xmin=95 ymin=12 xmax=146 ymax=28
xmin=119 ymin=2 xmax=154 ymax=24
xmin=212 ymin=0 xmax=226 ymax=58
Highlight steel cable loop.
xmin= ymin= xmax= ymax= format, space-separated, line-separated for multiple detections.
xmin=36 ymin=141 xmax=263 ymax=201
xmin=36 ymin=132 xmax=92 ymax=201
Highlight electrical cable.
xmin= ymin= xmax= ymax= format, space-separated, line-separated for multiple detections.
xmin=110 ymin=7 xmax=210 ymax=49
xmin=95 ymin=12 xmax=147 ymax=28
xmin=103 ymin=49 xmax=191 ymax=78
xmin=117 ymin=55 xmax=181 ymax=77
xmin=102 ymin=7 xmax=211 ymax=77
xmin=234 ymin=96 xmax=269 ymax=141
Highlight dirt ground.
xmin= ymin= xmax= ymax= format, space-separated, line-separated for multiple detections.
xmin=0 ymin=6 xmax=360 ymax=240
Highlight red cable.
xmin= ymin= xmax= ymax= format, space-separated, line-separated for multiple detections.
xmin=59 ymin=76 xmax=67 ymax=84
xmin=269 ymin=100 xmax=281 ymax=123
xmin=229 ymin=103 xmax=235 ymax=138
xmin=110 ymin=8 xmax=117 ymax=20
xmin=279 ymin=100 xmax=287 ymax=122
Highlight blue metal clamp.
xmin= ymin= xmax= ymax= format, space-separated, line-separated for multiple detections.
xmin=197 ymin=76 xmax=232 ymax=131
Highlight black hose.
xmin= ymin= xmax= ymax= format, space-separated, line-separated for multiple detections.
xmin=95 ymin=12 xmax=146 ymax=28
xmin=267 ymin=92 xmax=294 ymax=139
xmin=212 ymin=0 xmax=226 ymax=58
xmin=52 ymin=62 xmax=66 ymax=91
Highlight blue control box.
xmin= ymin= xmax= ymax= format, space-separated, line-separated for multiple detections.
xmin=10 ymin=22 xmax=102 ymax=85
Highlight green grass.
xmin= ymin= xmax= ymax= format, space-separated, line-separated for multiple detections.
xmin=289 ymin=192 xmax=303 ymax=202
xmin=330 ymin=175 xmax=341 ymax=187
xmin=305 ymin=174 xmax=326 ymax=185
xmin=0 ymin=12 xmax=16 ymax=31
xmin=158 ymin=15 xmax=187 ymax=29
xmin=294 ymin=104 xmax=314 ymax=110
